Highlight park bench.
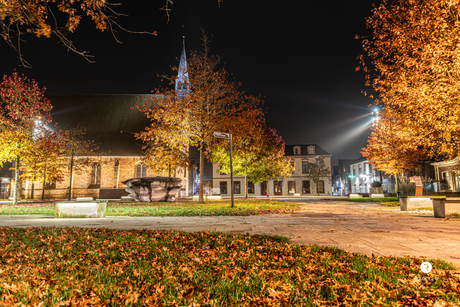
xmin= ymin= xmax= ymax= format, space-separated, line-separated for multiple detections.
xmin=192 ymin=195 xmax=223 ymax=201
xmin=348 ymin=193 xmax=363 ymax=198
xmin=431 ymin=197 xmax=460 ymax=218
xmin=399 ymin=196 xmax=438 ymax=211
xmin=54 ymin=200 xmax=107 ymax=218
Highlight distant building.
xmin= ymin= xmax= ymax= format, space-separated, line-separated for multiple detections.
xmin=431 ymin=158 xmax=460 ymax=192
xmin=212 ymin=144 xmax=332 ymax=196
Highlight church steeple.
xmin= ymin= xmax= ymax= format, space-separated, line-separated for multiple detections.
xmin=175 ymin=36 xmax=189 ymax=99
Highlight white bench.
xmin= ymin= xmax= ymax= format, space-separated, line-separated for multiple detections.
xmin=192 ymin=195 xmax=223 ymax=201
xmin=348 ymin=193 xmax=363 ymax=198
xmin=54 ymin=201 xmax=107 ymax=218
xmin=399 ymin=196 xmax=436 ymax=211
xmin=370 ymin=194 xmax=385 ymax=198
xmin=431 ymin=197 xmax=460 ymax=218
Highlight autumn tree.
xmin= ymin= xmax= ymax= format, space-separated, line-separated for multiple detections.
xmin=135 ymin=39 xmax=264 ymax=201
xmin=211 ymin=123 xmax=293 ymax=198
xmin=306 ymin=156 xmax=331 ymax=195
xmin=358 ymin=0 xmax=460 ymax=160
xmin=362 ymin=110 xmax=427 ymax=193
xmin=61 ymin=125 xmax=104 ymax=200
xmin=0 ymin=72 xmax=52 ymax=204
xmin=141 ymin=136 xmax=191 ymax=177
xmin=20 ymin=127 xmax=67 ymax=199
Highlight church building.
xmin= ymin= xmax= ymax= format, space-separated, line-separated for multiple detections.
xmin=11 ymin=39 xmax=193 ymax=200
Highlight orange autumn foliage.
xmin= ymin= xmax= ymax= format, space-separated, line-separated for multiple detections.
xmin=358 ymin=0 xmax=460 ymax=160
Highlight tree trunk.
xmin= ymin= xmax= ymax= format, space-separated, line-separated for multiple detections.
xmin=13 ymin=155 xmax=20 ymax=205
xmin=169 ymin=164 xmax=171 ymax=177
xmin=395 ymin=174 xmax=399 ymax=194
xmin=31 ymin=182 xmax=35 ymax=199
xmin=317 ymin=181 xmax=320 ymax=196
xmin=68 ymin=152 xmax=74 ymax=201
xmin=266 ymin=181 xmax=269 ymax=198
xmin=245 ymin=176 xmax=248 ymax=199
xmin=199 ymin=146 xmax=204 ymax=202
xmin=41 ymin=161 xmax=47 ymax=200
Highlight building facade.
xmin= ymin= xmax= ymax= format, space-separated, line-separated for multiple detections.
xmin=431 ymin=158 xmax=460 ymax=192
xmin=212 ymin=144 xmax=332 ymax=197
xmin=349 ymin=157 xmax=382 ymax=193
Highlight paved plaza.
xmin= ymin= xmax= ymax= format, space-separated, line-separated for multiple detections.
xmin=0 ymin=199 xmax=459 ymax=269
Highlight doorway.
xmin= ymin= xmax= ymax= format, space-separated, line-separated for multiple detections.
xmin=274 ymin=181 xmax=282 ymax=195
xmin=261 ymin=181 xmax=267 ymax=195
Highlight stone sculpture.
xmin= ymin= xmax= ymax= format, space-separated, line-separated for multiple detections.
xmin=121 ymin=177 xmax=182 ymax=202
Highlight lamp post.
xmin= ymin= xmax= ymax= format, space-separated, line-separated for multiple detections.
xmin=213 ymin=132 xmax=234 ymax=208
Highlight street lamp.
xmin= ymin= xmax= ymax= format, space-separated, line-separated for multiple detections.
xmin=213 ymin=132 xmax=234 ymax=208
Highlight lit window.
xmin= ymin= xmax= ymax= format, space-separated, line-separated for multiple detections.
xmin=136 ymin=163 xmax=148 ymax=178
xmin=288 ymin=181 xmax=296 ymax=193
xmin=90 ymin=163 xmax=101 ymax=186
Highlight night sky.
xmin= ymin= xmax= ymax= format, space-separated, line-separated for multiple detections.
xmin=1 ymin=0 xmax=376 ymax=166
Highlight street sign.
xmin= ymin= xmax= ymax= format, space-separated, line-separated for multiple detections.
xmin=213 ymin=132 xmax=230 ymax=139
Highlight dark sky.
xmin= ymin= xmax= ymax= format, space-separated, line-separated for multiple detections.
xmin=1 ymin=0 xmax=376 ymax=166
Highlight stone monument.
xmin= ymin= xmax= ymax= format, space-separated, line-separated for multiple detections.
xmin=121 ymin=177 xmax=182 ymax=202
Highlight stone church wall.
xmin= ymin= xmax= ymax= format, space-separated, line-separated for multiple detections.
xmin=19 ymin=156 xmax=186 ymax=200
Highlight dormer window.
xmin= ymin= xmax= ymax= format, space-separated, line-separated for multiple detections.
xmin=293 ymin=146 xmax=301 ymax=155
xmin=307 ymin=146 xmax=315 ymax=155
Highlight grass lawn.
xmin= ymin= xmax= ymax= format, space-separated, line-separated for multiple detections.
xmin=0 ymin=227 xmax=458 ymax=306
xmin=0 ymin=199 xmax=300 ymax=217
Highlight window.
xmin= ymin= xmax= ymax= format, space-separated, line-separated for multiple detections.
xmin=290 ymin=161 xmax=295 ymax=174
xmin=302 ymin=161 xmax=309 ymax=174
xmin=234 ymin=181 xmax=241 ymax=194
xmin=136 ymin=163 xmax=148 ymax=178
xmin=302 ymin=181 xmax=310 ymax=194
xmin=113 ymin=159 xmax=119 ymax=188
xmin=90 ymin=163 xmax=101 ymax=186
xmin=358 ymin=164 xmax=362 ymax=175
xmin=247 ymin=181 xmax=255 ymax=194
xmin=307 ymin=146 xmax=315 ymax=155
xmin=220 ymin=181 xmax=227 ymax=194
xmin=45 ymin=181 xmax=56 ymax=189
xmin=288 ymin=181 xmax=296 ymax=194
xmin=318 ymin=180 xmax=325 ymax=193
xmin=352 ymin=166 xmax=356 ymax=176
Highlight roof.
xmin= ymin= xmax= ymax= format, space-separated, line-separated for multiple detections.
xmin=284 ymin=144 xmax=330 ymax=156
xmin=47 ymin=95 xmax=154 ymax=156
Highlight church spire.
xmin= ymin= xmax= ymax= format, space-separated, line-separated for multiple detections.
xmin=176 ymin=36 xmax=189 ymax=99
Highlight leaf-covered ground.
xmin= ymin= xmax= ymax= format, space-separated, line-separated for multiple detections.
xmin=0 ymin=199 xmax=300 ymax=216
xmin=0 ymin=227 xmax=458 ymax=306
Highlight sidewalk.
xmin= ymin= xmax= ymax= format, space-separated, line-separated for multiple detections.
xmin=0 ymin=200 xmax=458 ymax=269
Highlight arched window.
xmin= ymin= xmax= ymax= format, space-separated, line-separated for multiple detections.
xmin=90 ymin=163 xmax=101 ymax=186
xmin=136 ymin=163 xmax=148 ymax=178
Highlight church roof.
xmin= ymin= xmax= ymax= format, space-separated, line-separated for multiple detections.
xmin=47 ymin=94 xmax=154 ymax=156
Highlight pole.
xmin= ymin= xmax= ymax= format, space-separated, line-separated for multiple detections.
xmin=230 ymin=134 xmax=234 ymax=208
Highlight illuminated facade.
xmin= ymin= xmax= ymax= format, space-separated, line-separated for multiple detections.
xmin=212 ymin=144 xmax=332 ymax=196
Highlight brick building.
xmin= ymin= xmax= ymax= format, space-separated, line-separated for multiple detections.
xmin=12 ymin=94 xmax=190 ymax=200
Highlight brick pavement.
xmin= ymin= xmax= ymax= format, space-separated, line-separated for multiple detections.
xmin=0 ymin=200 xmax=458 ymax=269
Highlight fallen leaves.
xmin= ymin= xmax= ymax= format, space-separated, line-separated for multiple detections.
xmin=0 ymin=227 xmax=457 ymax=306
